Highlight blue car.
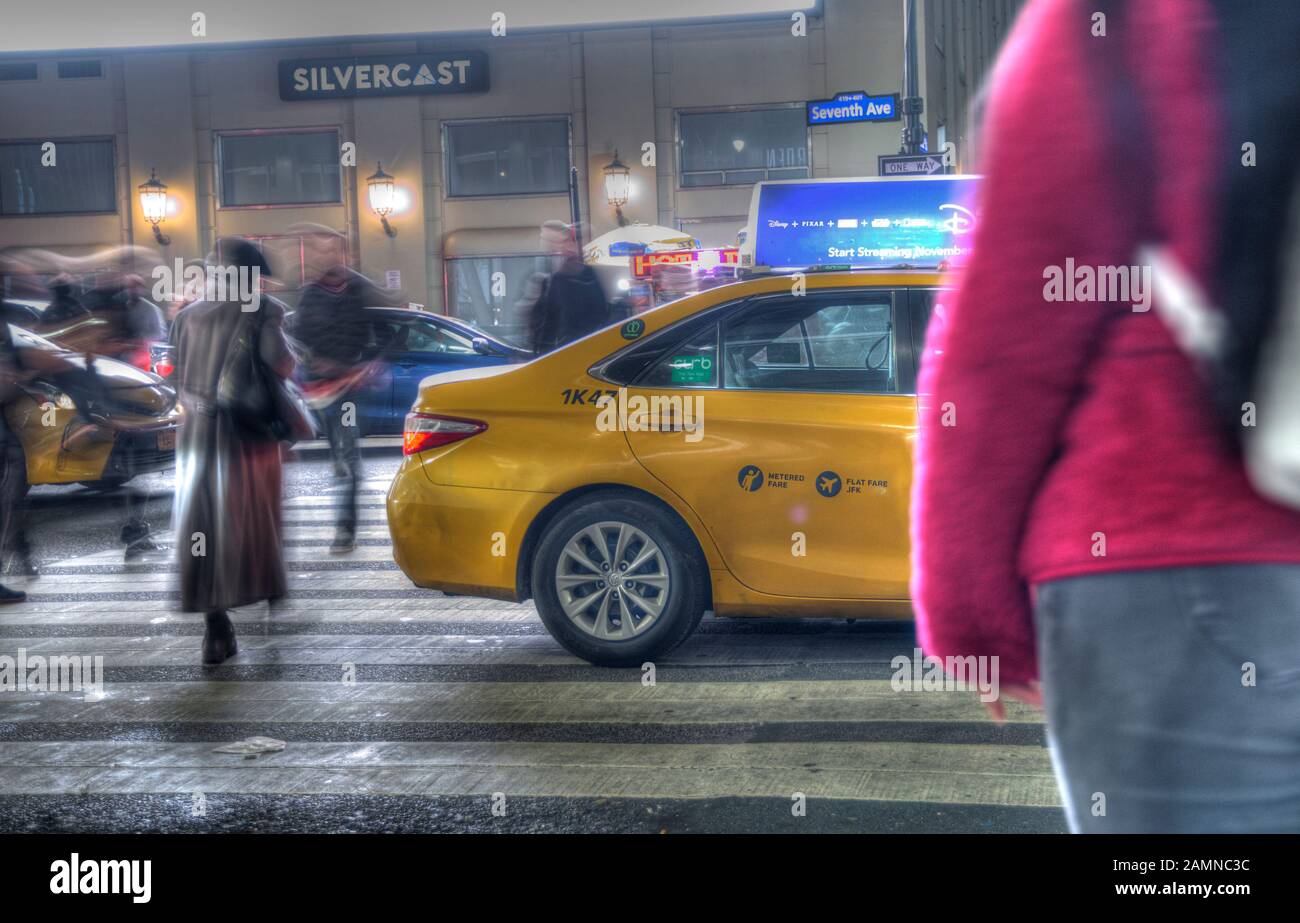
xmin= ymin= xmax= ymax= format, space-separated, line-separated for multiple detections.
xmin=331 ymin=307 xmax=530 ymax=436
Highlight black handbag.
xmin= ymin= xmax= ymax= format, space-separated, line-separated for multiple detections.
xmin=269 ymin=376 xmax=318 ymax=443
xmin=217 ymin=307 xmax=317 ymax=443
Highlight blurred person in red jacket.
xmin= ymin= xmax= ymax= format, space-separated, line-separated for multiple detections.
xmin=912 ymin=0 xmax=1300 ymax=832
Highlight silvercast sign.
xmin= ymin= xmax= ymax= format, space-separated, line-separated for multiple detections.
xmin=278 ymin=52 xmax=488 ymax=100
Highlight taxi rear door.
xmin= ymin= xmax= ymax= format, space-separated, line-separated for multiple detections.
xmin=617 ymin=288 xmax=918 ymax=600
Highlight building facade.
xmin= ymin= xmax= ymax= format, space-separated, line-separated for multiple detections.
xmin=0 ymin=0 xmax=1020 ymax=340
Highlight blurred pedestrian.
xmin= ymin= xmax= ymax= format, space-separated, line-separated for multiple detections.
xmin=121 ymin=274 xmax=168 ymax=348
xmin=41 ymin=273 xmax=89 ymax=326
xmin=0 ymin=320 xmax=33 ymax=598
xmin=169 ymin=258 xmax=208 ymax=323
xmin=84 ymin=273 xmax=169 ymax=559
xmin=528 ymin=221 xmax=612 ymax=354
xmin=912 ymin=0 xmax=1300 ymax=833
xmin=287 ymin=224 xmax=393 ymax=554
xmin=0 ymin=307 xmax=86 ymax=588
xmin=84 ymin=273 xmax=166 ymax=365
xmin=171 ymin=240 xmax=293 ymax=664
xmin=0 ymin=441 xmax=36 ymax=581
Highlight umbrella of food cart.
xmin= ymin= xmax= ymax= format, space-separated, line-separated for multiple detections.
xmin=583 ymin=224 xmax=699 ymax=267
xmin=584 ymin=224 xmax=699 ymax=308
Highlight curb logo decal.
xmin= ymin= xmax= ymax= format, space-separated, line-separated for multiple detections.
xmin=621 ymin=319 xmax=646 ymax=340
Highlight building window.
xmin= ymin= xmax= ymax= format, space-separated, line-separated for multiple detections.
xmin=0 ymin=62 xmax=39 ymax=81
xmin=212 ymin=234 xmax=319 ymax=296
xmin=446 ymin=254 xmax=551 ymax=345
xmin=0 ymin=138 xmax=116 ymax=216
xmin=678 ymin=106 xmax=809 ymax=188
xmin=57 ymin=59 xmax=103 ymax=79
xmin=444 ymin=118 xmax=570 ymax=198
xmin=217 ymin=129 xmax=342 ymax=208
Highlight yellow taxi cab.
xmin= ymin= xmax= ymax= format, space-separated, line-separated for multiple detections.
xmin=387 ymin=269 xmax=944 ymax=665
xmin=5 ymin=324 xmax=181 ymax=492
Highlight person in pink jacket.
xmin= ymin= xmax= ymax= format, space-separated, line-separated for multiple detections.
xmin=912 ymin=0 xmax=1300 ymax=832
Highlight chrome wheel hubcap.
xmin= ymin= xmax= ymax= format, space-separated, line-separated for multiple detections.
xmin=554 ymin=521 xmax=670 ymax=640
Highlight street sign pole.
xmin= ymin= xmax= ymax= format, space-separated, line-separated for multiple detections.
xmin=900 ymin=0 xmax=924 ymax=155
xmin=568 ymin=166 xmax=583 ymax=249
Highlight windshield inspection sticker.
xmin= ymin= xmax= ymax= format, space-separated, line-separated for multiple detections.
xmin=621 ymin=319 xmax=646 ymax=340
xmin=670 ymin=355 xmax=713 ymax=384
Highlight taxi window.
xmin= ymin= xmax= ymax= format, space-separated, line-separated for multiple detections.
xmin=593 ymin=308 xmax=729 ymax=386
xmin=805 ymin=302 xmax=893 ymax=371
xmin=722 ymin=293 xmax=898 ymax=394
xmin=751 ymin=324 xmax=807 ymax=368
xmin=635 ymin=324 xmax=719 ymax=389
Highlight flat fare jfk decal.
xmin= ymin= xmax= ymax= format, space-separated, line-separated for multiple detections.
xmin=738 ymin=464 xmax=886 ymax=496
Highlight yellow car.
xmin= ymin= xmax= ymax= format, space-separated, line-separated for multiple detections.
xmin=4 ymin=324 xmax=181 ymax=493
xmin=387 ymin=271 xmax=943 ymax=664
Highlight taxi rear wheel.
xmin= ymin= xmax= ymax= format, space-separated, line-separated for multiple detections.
xmin=531 ymin=493 xmax=708 ymax=666
xmin=78 ymin=477 xmax=131 ymax=490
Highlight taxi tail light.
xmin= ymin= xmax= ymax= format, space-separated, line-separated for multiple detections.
xmin=403 ymin=413 xmax=486 ymax=456
xmin=153 ymin=357 xmax=175 ymax=378
xmin=127 ymin=348 xmax=153 ymax=373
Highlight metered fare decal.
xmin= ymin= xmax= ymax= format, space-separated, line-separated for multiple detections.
xmin=279 ymin=52 xmax=489 ymax=100
xmin=737 ymin=465 xmax=886 ymax=495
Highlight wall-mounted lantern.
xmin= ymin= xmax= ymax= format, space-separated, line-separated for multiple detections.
xmin=138 ymin=168 xmax=170 ymax=245
xmin=367 ymin=162 xmax=397 ymax=238
xmin=602 ymin=151 xmax=630 ymax=227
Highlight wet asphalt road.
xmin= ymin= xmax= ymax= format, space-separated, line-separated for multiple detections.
xmin=0 ymin=450 xmax=1065 ymax=834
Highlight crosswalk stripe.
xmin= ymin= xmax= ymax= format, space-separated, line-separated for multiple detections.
xmin=0 ymin=616 xmax=540 ymax=635
xmin=13 ymin=571 xmax=418 ymax=592
xmin=38 ymin=528 xmax=394 ymax=557
xmin=43 ymin=550 xmax=401 ymax=572
xmin=0 ymin=678 xmax=1042 ymax=727
xmin=282 ymin=515 xmax=389 ymax=525
xmin=0 ymin=631 xmax=920 ymax=670
xmin=43 ymin=554 xmax=400 ymax=573
xmin=0 ymin=740 xmax=1059 ymax=806
xmin=282 ymin=497 xmax=388 ymax=509
xmin=0 ymin=598 xmax=524 ymax=615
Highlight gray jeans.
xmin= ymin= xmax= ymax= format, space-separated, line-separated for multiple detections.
xmin=324 ymin=394 xmax=360 ymax=531
xmin=1034 ymin=564 xmax=1300 ymax=833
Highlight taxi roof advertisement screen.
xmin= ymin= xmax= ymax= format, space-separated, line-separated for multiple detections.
xmin=753 ymin=176 xmax=981 ymax=270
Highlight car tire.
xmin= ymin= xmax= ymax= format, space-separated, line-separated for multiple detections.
xmin=78 ymin=477 xmax=131 ymax=490
xmin=531 ymin=492 xmax=708 ymax=666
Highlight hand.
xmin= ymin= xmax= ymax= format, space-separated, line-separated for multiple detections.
xmin=983 ymin=680 xmax=1043 ymax=723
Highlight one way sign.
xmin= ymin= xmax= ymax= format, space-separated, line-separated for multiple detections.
xmin=877 ymin=153 xmax=947 ymax=177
